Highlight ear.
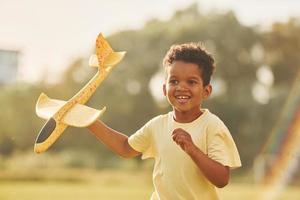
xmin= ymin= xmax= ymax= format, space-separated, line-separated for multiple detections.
xmin=163 ymin=84 xmax=167 ymax=96
xmin=203 ymin=84 xmax=212 ymax=99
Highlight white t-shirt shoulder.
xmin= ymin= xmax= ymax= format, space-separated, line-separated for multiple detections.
xmin=204 ymin=111 xmax=242 ymax=169
xmin=128 ymin=114 xmax=164 ymax=159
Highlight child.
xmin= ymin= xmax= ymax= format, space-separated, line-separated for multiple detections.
xmin=88 ymin=42 xmax=241 ymax=200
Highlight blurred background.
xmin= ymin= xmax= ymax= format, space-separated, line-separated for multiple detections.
xmin=1 ymin=0 xmax=300 ymax=199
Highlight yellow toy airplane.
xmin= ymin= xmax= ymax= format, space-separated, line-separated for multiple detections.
xmin=34 ymin=33 xmax=126 ymax=153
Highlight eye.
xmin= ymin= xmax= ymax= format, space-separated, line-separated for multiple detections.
xmin=169 ymin=79 xmax=178 ymax=85
xmin=188 ymin=80 xmax=198 ymax=85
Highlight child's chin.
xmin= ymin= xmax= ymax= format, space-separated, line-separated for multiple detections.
xmin=174 ymin=106 xmax=191 ymax=113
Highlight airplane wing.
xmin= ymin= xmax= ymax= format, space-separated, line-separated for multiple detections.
xmin=36 ymin=93 xmax=106 ymax=127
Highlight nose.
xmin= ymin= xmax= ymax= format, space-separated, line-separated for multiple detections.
xmin=176 ymin=82 xmax=188 ymax=91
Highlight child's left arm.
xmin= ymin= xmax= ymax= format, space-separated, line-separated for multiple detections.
xmin=172 ymin=128 xmax=229 ymax=188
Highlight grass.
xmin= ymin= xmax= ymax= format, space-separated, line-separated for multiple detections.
xmin=0 ymin=169 xmax=299 ymax=200
xmin=0 ymin=169 xmax=153 ymax=200
xmin=0 ymin=181 xmax=151 ymax=200
xmin=220 ymin=183 xmax=300 ymax=200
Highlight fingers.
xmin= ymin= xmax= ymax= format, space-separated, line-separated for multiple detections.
xmin=172 ymin=128 xmax=193 ymax=151
xmin=172 ymin=128 xmax=190 ymax=140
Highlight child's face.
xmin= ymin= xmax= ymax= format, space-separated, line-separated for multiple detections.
xmin=163 ymin=61 xmax=212 ymax=117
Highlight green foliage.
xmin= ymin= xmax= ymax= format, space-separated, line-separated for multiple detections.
xmin=263 ymin=19 xmax=300 ymax=86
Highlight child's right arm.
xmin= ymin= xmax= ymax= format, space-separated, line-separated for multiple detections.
xmin=87 ymin=120 xmax=141 ymax=158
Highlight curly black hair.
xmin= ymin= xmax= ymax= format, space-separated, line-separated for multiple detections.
xmin=163 ymin=43 xmax=216 ymax=86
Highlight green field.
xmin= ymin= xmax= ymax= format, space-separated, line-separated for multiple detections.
xmin=0 ymin=170 xmax=299 ymax=200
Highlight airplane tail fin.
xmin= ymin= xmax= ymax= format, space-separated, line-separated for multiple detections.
xmin=89 ymin=33 xmax=126 ymax=69
xmin=89 ymin=51 xmax=126 ymax=68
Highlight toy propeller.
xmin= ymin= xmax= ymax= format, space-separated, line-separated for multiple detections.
xmin=34 ymin=33 xmax=126 ymax=153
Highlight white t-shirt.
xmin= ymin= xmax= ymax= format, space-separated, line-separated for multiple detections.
xmin=128 ymin=109 xmax=241 ymax=200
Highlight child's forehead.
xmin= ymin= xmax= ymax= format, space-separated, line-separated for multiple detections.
xmin=165 ymin=65 xmax=203 ymax=81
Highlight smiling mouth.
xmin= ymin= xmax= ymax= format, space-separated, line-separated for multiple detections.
xmin=175 ymin=95 xmax=190 ymax=103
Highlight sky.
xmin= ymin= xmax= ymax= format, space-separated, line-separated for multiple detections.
xmin=1 ymin=0 xmax=300 ymax=83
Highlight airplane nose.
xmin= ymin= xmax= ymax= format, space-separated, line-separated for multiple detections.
xmin=35 ymin=117 xmax=56 ymax=143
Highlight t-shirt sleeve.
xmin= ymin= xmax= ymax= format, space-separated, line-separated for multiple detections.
xmin=207 ymin=123 xmax=242 ymax=169
xmin=128 ymin=118 xmax=156 ymax=160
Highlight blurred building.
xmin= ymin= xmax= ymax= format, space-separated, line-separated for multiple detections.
xmin=0 ymin=49 xmax=19 ymax=85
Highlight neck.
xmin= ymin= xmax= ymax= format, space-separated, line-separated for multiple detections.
xmin=173 ymin=109 xmax=203 ymax=123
